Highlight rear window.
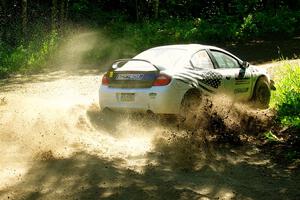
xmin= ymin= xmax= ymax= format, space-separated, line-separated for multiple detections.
xmin=133 ymin=48 xmax=188 ymax=69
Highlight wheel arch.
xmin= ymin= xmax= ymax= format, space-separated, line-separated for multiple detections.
xmin=251 ymin=75 xmax=269 ymax=99
xmin=181 ymin=88 xmax=202 ymax=105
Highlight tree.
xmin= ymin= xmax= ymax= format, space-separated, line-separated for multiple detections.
xmin=135 ymin=0 xmax=139 ymax=21
xmin=21 ymin=0 xmax=27 ymax=38
xmin=60 ymin=0 xmax=65 ymax=26
xmin=65 ymin=0 xmax=69 ymax=21
xmin=51 ymin=0 xmax=58 ymax=31
xmin=154 ymin=0 xmax=159 ymax=19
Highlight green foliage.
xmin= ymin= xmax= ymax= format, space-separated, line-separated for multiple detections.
xmin=102 ymin=8 xmax=300 ymax=49
xmin=0 ymin=31 xmax=58 ymax=78
xmin=264 ymin=131 xmax=280 ymax=142
xmin=254 ymin=9 xmax=299 ymax=37
xmin=237 ymin=14 xmax=258 ymax=39
xmin=271 ymin=63 xmax=300 ymax=128
xmin=236 ymin=9 xmax=300 ymax=40
xmin=104 ymin=17 xmax=240 ymax=50
xmin=1 ymin=0 xmax=300 ymax=78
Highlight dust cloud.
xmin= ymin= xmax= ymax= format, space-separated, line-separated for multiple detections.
xmin=0 ymin=28 xmax=148 ymax=191
xmin=50 ymin=28 xmax=136 ymax=71
xmin=0 ymin=31 xmax=297 ymax=199
xmin=0 ymin=73 xmax=162 ymax=189
xmin=55 ymin=31 xmax=99 ymax=69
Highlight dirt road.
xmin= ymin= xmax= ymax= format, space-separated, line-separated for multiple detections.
xmin=0 ymin=67 xmax=299 ymax=200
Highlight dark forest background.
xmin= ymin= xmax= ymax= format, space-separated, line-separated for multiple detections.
xmin=1 ymin=0 xmax=300 ymax=77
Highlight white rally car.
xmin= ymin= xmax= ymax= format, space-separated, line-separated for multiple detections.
xmin=99 ymin=44 xmax=275 ymax=115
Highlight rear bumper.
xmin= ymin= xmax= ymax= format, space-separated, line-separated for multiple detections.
xmin=99 ymin=84 xmax=183 ymax=114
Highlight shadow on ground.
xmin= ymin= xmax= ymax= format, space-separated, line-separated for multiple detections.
xmin=1 ymin=132 xmax=299 ymax=200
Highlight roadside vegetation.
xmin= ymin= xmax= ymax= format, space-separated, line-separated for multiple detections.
xmin=263 ymin=62 xmax=300 ymax=163
xmin=1 ymin=1 xmax=300 ymax=77
xmin=0 ymin=30 xmax=58 ymax=77
xmin=271 ymin=62 xmax=300 ymax=129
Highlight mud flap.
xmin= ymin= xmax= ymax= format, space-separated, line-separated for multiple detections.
xmin=270 ymin=80 xmax=276 ymax=90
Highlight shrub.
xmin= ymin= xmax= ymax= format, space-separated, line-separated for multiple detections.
xmin=271 ymin=63 xmax=300 ymax=128
xmin=238 ymin=14 xmax=258 ymax=39
xmin=0 ymin=30 xmax=58 ymax=78
xmin=254 ymin=9 xmax=299 ymax=38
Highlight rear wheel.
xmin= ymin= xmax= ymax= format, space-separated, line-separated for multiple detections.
xmin=180 ymin=90 xmax=202 ymax=126
xmin=252 ymin=77 xmax=271 ymax=109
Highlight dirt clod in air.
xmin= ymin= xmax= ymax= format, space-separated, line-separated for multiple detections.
xmin=35 ymin=150 xmax=56 ymax=161
xmin=180 ymin=95 xmax=276 ymax=146
xmin=0 ymin=97 xmax=7 ymax=106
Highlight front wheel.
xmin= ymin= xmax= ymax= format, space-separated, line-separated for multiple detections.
xmin=252 ymin=77 xmax=271 ymax=109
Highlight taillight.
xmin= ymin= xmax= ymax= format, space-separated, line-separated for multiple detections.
xmin=152 ymin=74 xmax=172 ymax=86
xmin=102 ymin=74 xmax=109 ymax=85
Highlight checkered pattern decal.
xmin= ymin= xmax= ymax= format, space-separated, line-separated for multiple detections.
xmin=198 ymin=71 xmax=222 ymax=88
xmin=174 ymin=70 xmax=223 ymax=93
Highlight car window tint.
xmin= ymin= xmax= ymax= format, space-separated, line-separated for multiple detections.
xmin=190 ymin=50 xmax=214 ymax=69
xmin=211 ymin=51 xmax=239 ymax=69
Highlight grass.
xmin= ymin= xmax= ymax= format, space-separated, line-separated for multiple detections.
xmin=264 ymin=131 xmax=281 ymax=142
xmin=270 ymin=61 xmax=300 ymax=129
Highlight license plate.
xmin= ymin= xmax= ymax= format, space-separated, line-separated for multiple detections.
xmin=116 ymin=74 xmax=144 ymax=80
xmin=119 ymin=93 xmax=135 ymax=102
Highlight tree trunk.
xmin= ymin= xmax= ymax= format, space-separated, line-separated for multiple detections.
xmin=0 ymin=0 xmax=5 ymax=39
xmin=21 ymin=0 xmax=27 ymax=37
xmin=274 ymin=0 xmax=277 ymax=15
xmin=51 ymin=0 xmax=58 ymax=31
xmin=0 ymin=0 xmax=6 ymax=10
xmin=60 ymin=0 xmax=65 ymax=26
xmin=154 ymin=0 xmax=159 ymax=19
xmin=65 ymin=0 xmax=69 ymax=21
xmin=135 ymin=0 xmax=139 ymax=21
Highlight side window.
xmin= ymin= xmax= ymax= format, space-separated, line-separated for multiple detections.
xmin=190 ymin=50 xmax=214 ymax=69
xmin=211 ymin=51 xmax=240 ymax=69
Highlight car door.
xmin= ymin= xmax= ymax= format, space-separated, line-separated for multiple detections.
xmin=189 ymin=50 xmax=225 ymax=95
xmin=208 ymin=49 xmax=253 ymax=100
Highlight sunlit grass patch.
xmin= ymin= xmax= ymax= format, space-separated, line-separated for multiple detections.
xmin=264 ymin=131 xmax=280 ymax=142
xmin=270 ymin=61 xmax=300 ymax=128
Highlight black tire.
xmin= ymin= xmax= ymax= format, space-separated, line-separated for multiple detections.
xmin=252 ymin=77 xmax=271 ymax=109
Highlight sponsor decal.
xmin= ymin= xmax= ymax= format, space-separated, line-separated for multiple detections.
xmin=116 ymin=73 xmax=144 ymax=80
xmin=235 ymin=69 xmax=250 ymax=85
xmin=235 ymin=73 xmax=250 ymax=85
xmin=234 ymin=87 xmax=249 ymax=94
xmin=235 ymin=80 xmax=250 ymax=85
xmin=235 ymin=76 xmax=250 ymax=80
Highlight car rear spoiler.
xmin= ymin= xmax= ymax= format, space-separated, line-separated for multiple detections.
xmin=111 ymin=59 xmax=160 ymax=72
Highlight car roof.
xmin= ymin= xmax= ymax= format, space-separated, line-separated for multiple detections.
xmin=149 ymin=44 xmax=217 ymax=52
xmin=148 ymin=44 xmax=242 ymax=62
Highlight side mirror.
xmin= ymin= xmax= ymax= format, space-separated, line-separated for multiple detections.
xmin=241 ymin=61 xmax=249 ymax=69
